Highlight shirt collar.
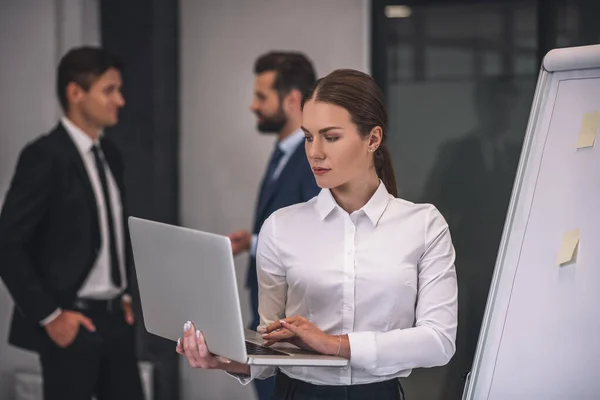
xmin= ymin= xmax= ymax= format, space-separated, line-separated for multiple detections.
xmin=315 ymin=181 xmax=391 ymax=227
xmin=61 ymin=116 xmax=100 ymax=154
xmin=277 ymin=128 xmax=304 ymax=155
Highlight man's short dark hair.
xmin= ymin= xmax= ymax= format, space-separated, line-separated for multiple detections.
xmin=254 ymin=52 xmax=316 ymax=100
xmin=57 ymin=46 xmax=123 ymax=111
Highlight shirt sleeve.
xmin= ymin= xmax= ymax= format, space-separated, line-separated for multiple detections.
xmin=229 ymin=213 xmax=287 ymax=383
xmin=226 ymin=364 xmax=280 ymax=385
xmin=348 ymin=206 xmax=458 ymax=376
xmin=40 ymin=308 xmax=62 ymax=326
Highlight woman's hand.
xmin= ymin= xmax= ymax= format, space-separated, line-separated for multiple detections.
xmin=262 ymin=316 xmax=341 ymax=356
xmin=176 ymin=321 xmax=232 ymax=369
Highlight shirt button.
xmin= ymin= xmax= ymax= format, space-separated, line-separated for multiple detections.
xmin=344 ymin=304 xmax=352 ymax=311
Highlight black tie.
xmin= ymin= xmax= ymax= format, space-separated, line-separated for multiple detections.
xmin=265 ymin=145 xmax=285 ymax=182
xmin=91 ymin=145 xmax=122 ymax=288
xmin=256 ymin=145 xmax=285 ymax=220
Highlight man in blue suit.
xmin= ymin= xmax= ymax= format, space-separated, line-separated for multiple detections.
xmin=227 ymin=52 xmax=320 ymax=400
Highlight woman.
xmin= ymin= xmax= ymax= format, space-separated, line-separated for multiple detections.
xmin=177 ymin=69 xmax=458 ymax=400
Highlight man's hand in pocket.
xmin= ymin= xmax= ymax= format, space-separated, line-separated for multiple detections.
xmin=45 ymin=311 xmax=96 ymax=348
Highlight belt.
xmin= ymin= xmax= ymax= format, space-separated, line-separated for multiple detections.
xmin=72 ymin=296 xmax=123 ymax=313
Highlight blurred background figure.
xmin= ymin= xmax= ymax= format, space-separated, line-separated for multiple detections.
xmin=227 ymin=51 xmax=320 ymax=400
xmin=422 ymin=76 xmax=520 ymax=399
xmin=0 ymin=46 xmax=144 ymax=400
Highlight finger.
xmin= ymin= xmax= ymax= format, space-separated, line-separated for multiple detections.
xmin=176 ymin=338 xmax=184 ymax=355
xmin=265 ymin=320 xmax=284 ymax=333
xmin=263 ymin=328 xmax=295 ymax=341
xmin=256 ymin=325 xmax=267 ymax=334
xmin=283 ymin=316 xmax=302 ymax=326
xmin=261 ymin=326 xmax=282 ymax=336
xmin=122 ymin=302 xmax=135 ymax=324
xmin=183 ymin=322 xmax=198 ymax=350
xmin=196 ymin=330 xmax=210 ymax=359
xmin=280 ymin=320 xmax=300 ymax=334
xmin=77 ymin=314 xmax=96 ymax=332
xmin=276 ymin=316 xmax=301 ymax=328
xmin=125 ymin=308 xmax=135 ymax=325
xmin=197 ymin=330 xmax=218 ymax=369
xmin=122 ymin=301 xmax=133 ymax=311
xmin=265 ymin=315 xmax=301 ymax=333
xmin=183 ymin=321 xmax=202 ymax=366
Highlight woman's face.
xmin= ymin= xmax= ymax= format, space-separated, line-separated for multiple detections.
xmin=302 ymin=99 xmax=379 ymax=190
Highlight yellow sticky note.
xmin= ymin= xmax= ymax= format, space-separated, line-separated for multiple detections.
xmin=576 ymin=111 xmax=599 ymax=149
xmin=556 ymin=228 xmax=580 ymax=265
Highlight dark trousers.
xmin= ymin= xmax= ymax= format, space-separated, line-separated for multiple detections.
xmin=39 ymin=303 xmax=144 ymax=400
xmin=271 ymin=372 xmax=405 ymax=400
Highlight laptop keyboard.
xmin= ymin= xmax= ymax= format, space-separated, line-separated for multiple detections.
xmin=245 ymin=341 xmax=290 ymax=357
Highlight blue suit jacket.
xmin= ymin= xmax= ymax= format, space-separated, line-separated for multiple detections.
xmin=246 ymin=142 xmax=319 ymax=325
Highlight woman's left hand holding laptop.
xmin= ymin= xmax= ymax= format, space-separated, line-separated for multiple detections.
xmin=176 ymin=320 xmax=251 ymax=375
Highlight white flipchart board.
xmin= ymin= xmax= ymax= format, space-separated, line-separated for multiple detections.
xmin=463 ymin=44 xmax=600 ymax=400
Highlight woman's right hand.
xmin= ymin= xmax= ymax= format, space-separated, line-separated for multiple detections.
xmin=176 ymin=321 xmax=232 ymax=369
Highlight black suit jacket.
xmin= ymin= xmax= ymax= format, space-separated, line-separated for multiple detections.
xmin=0 ymin=123 xmax=132 ymax=353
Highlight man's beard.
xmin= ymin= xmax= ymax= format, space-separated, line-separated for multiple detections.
xmin=256 ymin=105 xmax=287 ymax=134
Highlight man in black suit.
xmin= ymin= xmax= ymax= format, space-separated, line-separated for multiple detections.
xmin=226 ymin=52 xmax=320 ymax=400
xmin=0 ymin=47 xmax=144 ymax=400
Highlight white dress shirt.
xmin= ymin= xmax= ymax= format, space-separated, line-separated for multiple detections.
xmin=237 ymin=181 xmax=457 ymax=386
xmin=249 ymin=128 xmax=306 ymax=257
xmin=63 ymin=117 xmax=127 ymax=300
xmin=42 ymin=118 xmax=128 ymax=325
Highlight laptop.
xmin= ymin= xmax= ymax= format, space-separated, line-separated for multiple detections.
xmin=128 ymin=217 xmax=348 ymax=367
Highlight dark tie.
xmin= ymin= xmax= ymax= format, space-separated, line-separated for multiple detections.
xmin=256 ymin=145 xmax=285 ymax=221
xmin=265 ymin=145 xmax=285 ymax=182
xmin=91 ymin=145 xmax=122 ymax=288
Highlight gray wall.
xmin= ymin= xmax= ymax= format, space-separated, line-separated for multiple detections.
xmin=0 ymin=1 xmax=99 ymax=398
xmin=179 ymin=0 xmax=369 ymax=398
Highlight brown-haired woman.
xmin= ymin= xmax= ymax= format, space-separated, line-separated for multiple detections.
xmin=178 ymin=69 xmax=458 ymax=400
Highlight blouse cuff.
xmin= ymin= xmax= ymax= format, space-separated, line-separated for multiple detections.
xmin=347 ymin=331 xmax=377 ymax=370
xmin=226 ymin=365 xmax=276 ymax=386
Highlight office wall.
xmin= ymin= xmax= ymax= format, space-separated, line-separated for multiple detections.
xmin=0 ymin=1 xmax=99 ymax=398
xmin=179 ymin=0 xmax=369 ymax=398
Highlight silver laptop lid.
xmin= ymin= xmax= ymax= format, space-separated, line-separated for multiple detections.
xmin=128 ymin=217 xmax=248 ymax=363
